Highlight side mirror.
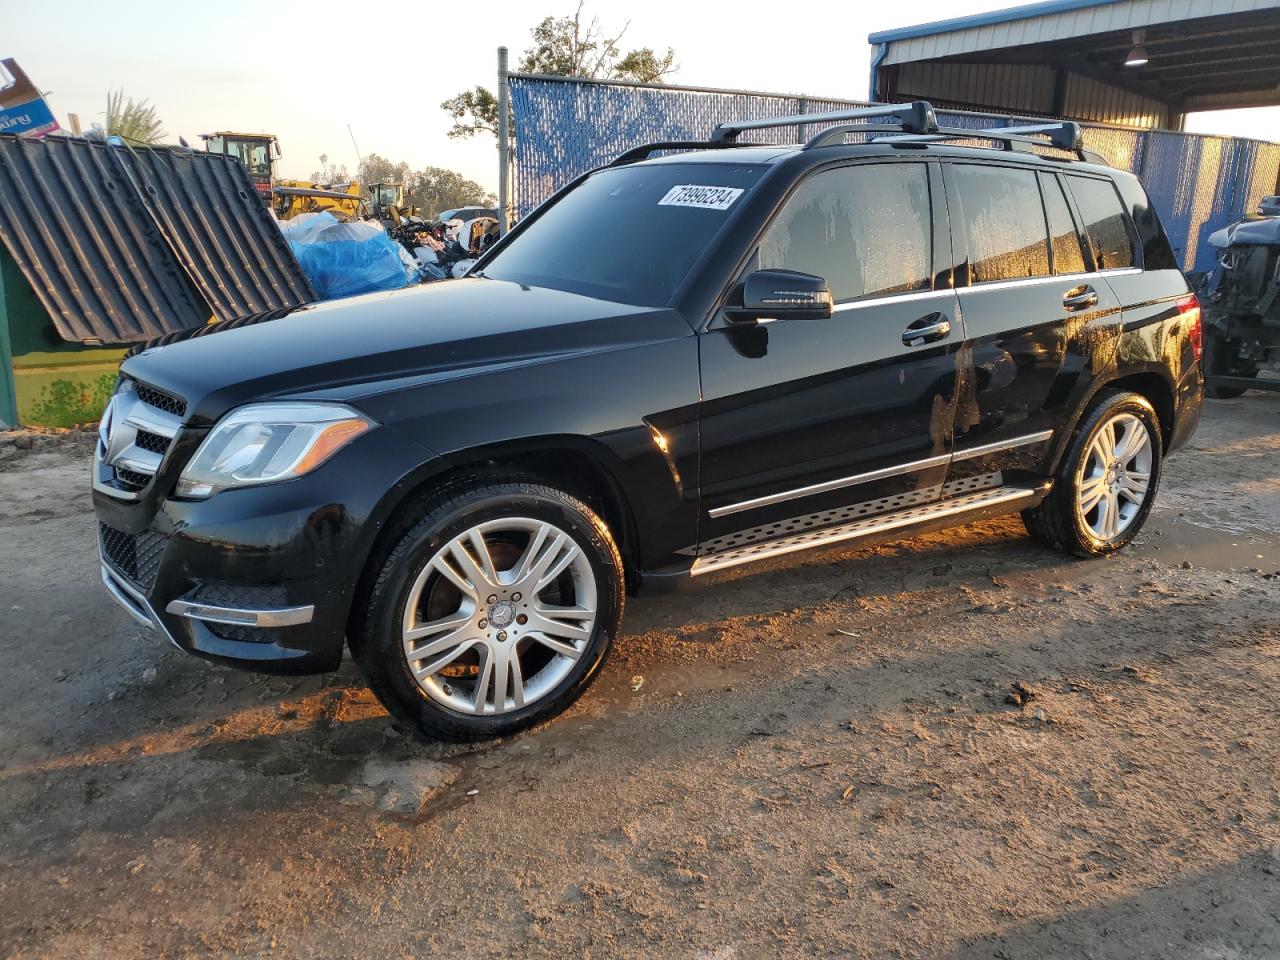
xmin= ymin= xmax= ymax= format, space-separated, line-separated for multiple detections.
xmin=728 ymin=269 xmax=833 ymax=324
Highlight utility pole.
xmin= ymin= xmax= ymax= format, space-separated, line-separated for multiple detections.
xmin=498 ymin=46 xmax=510 ymax=236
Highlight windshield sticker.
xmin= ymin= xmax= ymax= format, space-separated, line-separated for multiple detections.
xmin=658 ymin=184 xmax=744 ymax=211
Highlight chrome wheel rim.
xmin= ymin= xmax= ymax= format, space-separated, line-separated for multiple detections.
xmin=1076 ymin=412 xmax=1153 ymax=541
xmin=401 ymin=518 xmax=597 ymax=716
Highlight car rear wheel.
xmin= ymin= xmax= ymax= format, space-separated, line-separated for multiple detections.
xmin=351 ymin=480 xmax=624 ymax=741
xmin=1022 ymin=390 xmax=1163 ymax=557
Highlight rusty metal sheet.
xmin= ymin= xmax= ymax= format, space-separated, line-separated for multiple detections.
xmin=0 ymin=135 xmax=314 ymax=344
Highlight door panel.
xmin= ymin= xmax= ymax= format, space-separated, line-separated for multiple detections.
xmin=952 ymin=274 xmax=1121 ymax=479
xmin=698 ymin=292 xmax=963 ymax=545
xmin=943 ymin=163 xmax=1119 ymax=481
xmin=696 ymin=159 xmax=963 ymax=548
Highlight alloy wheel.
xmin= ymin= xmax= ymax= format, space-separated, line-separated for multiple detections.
xmin=1075 ymin=412 xmax=1154 ymax=541
xmin=401 ymin=518 xmax=597 ymax=716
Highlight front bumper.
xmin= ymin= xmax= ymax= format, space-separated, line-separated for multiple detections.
xmin=97 ymin=516 xmax=348 ymax=674
xmin=94 ymin=424 xmax=441 ymax=675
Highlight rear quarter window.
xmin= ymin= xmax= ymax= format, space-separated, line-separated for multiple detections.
xmin=1112 ymin=174 xmax=1180 ymax=271
xmin=1066 ymin=175 xmax=1137 ymax=271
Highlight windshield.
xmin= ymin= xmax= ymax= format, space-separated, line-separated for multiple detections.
xmin=480 ymin=162 xmax=766 ymax=306
xmin=223 ymin=139 xmax=272 ymax=178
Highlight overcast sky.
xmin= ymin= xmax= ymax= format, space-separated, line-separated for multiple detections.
xmin=7 ymin=0 xmax=1279 ymax=191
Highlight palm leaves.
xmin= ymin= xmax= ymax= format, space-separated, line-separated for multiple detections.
xmin=105 ymin=90 xmax=165 ymax=146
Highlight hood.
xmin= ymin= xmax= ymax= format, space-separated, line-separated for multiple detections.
xmin=121 ymin=278 xmax=684 ymax=426
xmin=1208 ymin=215 xmax=1280 ymax=250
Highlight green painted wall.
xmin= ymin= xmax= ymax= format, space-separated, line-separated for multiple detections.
xmin=1 ymin=249 xmax=134 ymax=428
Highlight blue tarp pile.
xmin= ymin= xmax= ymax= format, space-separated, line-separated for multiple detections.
xmin=279 ymin=212 xmax=410 ymax=300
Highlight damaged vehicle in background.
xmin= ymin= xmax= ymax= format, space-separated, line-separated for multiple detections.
xmin=1201 ymin=195 xmax=1280 ymax=397
xmin=93 ymin=102 xmax=1203 ymax=742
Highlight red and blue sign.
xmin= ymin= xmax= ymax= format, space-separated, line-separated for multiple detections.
xmin=0 ymin=59 xmax=60 ymax=139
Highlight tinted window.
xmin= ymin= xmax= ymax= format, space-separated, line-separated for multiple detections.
xmin=759 ymin=163 xmax=932 ymax=303
xmin=1067 ymin=175 xmax=1136 ymax=270
xmin=481 ymin=163 xmax=764 ymax=306
xmin=1041 ymin=174 xmax=1086 ymax=275
xmin=952 ymin=165 xmax=1050 ymax=283
xmin=1113 ymin=175 xmax=1178 ymax=270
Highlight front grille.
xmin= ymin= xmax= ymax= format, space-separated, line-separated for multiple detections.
xmin=207 ymin=623 xmax=282 ymax=645
xmin=99 ymin=523 xmax=168 ymax=590
xmin=134 ymin=430 xmax=169 ymax=454
xmin=132 ymin=382 xmax=187 ymax=418
xmin=114 ymin=467 xmax=150 ymax=491
xmin=98 ymin=379 xmax=187 ymax=498
xmin=192 ymin=582 xmax=289 ymax=608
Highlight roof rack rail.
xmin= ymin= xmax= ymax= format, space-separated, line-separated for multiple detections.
xmin=875 ymin=121 xmax=1106 ymax=164
xmin=711 ymin=100 xmax=937 ymax=145
xmin=609 ymin=140 xmax=753 ymax=166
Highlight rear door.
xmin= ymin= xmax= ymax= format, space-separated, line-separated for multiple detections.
xmin=1066 ymin=171 xmax=1190 ymax=332
xmin=697 ymin=159 xmax=963 ymax=547
xmin=942 ymin=161 xmax=1122 ymax=484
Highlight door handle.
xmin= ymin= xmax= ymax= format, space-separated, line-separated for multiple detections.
xmin=902 ymin=312 xmax=952 ymax=347
xmin=1063 ymin=285 xmax=1099 ymax=312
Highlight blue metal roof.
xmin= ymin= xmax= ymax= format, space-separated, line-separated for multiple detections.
xmin=868 ymin=0 xmax=1120 ymax=44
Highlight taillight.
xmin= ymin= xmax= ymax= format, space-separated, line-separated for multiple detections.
xmin=1177 ymin=293 xmax=1202 ymax=360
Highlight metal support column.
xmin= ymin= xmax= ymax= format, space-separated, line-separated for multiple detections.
xmin=0 ymin=256 xmax=19 ymax=428
xmin=497 ymin=46 xmax=510 ymax=236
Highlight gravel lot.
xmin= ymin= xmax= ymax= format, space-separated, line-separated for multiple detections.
xmin=2 ymin=391 xmax=1279 ymax=959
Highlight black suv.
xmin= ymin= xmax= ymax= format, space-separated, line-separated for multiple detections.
xmin=94 ymin=102 xmax=1203 ymax=740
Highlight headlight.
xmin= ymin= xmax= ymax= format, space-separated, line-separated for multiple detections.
xmin=176 ymin=402 xmax=374 ymax=499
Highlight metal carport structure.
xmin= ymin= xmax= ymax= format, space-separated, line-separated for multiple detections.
xmin=870 ymin=0 xmax=1280 ymax=129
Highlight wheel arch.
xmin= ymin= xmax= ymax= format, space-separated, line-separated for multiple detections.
xmin=346 ymin=436 xmax=642 ymax=642
xmin=1049 ymin=366 xmax=1176 ymax=473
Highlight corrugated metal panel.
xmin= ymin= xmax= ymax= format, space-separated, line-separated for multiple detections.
xmin=1063 ymin=73 xmax=1166 ymax=126
xmin=125 ymin=147 xmax=314 ymax=322
xmin=893 ymin=62 xmax=1165 ymax=129
xmin=880 ymin=0 xmax=1280 ymax=64
xmin=0 ymin=135 xmax=313 ymax=344
xmin=895 ymin=62 xmax=1057 ymax=114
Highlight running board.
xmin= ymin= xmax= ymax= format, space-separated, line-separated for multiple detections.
xmin=689 ymin=485 xmax=1043 ymax=578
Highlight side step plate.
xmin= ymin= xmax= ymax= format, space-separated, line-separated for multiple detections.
xmin=690 ymin=485 xmax=1041 ymax=578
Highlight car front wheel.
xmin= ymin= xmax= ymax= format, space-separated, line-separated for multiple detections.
xmin=352 ymin=480 xmax=624 ymax=741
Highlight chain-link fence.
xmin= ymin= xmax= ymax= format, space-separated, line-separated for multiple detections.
xmin=508 ymin=73 xmax=1280 ymax=275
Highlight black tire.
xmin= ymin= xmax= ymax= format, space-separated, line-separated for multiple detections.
xmin=1021 ymin=390 xmax=1163 ymax=558
xmin=350 ymin=479 xmax=624 ymax=741
xmin=1205 ymin=330 xmax=1257 ymax=399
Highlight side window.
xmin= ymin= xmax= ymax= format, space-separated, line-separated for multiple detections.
xmin=1040 ymin=173 xmax=1086 ymax=276
xmin=1067 ymin=175 xmax=1137 ymax=270
xmin=951 ymin=164 xmax=1051 ymax=283
xmin=759 ymin=163 xmax=932 ymax=303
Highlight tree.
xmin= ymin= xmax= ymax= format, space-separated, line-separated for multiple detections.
xmin=440 ymin=87 xmax=501 ymax=140
xmin=407 ymin=167 xmax=495 ymax=218
xmin=309 ymin=154 xmax=350 ymax=184
xmin=356 ymin=153 xmax=412 ymax=190
xmin=441 ymin=3 xmax=676 ymax=141
xmin=314 ymin=150 xmax=494 ymax=217
xmin=105 ymin=90 xmax=165 ymax=145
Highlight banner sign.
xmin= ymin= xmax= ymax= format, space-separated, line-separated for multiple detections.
xmin=0 ymin=59 xmax=60 ymax=138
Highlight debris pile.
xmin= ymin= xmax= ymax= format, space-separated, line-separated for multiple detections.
xmin=279 ymin=212 xmax=417 ymax=300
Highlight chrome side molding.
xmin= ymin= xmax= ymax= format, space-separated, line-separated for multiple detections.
xmin=708 ymin=430 xmax=1053 ymax=519
xmin=952 ymin=429 xmax=1054 ymax=462
xmin=165 ymin=599 xmax=315 ymax=628
xmin=101 ymin=564 xmax=156 ymax=630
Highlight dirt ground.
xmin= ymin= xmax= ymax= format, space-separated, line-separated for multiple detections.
xmin=2 ymin=390 xmax=1279 ymax=960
